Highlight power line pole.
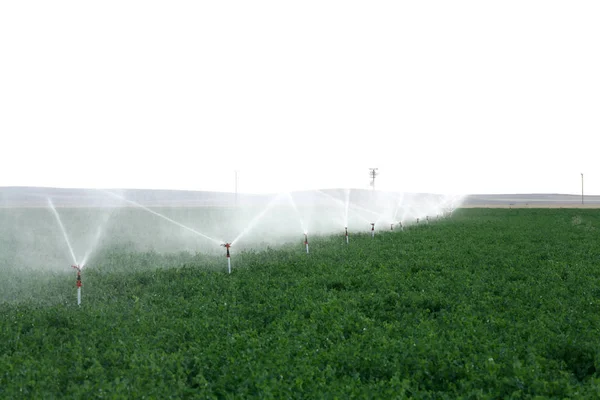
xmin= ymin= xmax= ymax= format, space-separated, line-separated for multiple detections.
xmin=581 ymin=173 xmax=584 ymax=205
xmin=369 ymin=168 xmax=379 ymax=191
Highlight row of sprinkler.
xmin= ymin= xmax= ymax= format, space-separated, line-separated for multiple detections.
xmin=71 ymin=213 xmax=450 ymax=305
xmin=218 ymin=216 xmax=446 ymax=273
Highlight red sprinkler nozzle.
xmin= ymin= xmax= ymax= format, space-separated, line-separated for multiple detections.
xmin=221 ymin=243 xmax=231 ymax=258
xmin=371 ymin=223 xmax=375 ymax=231
xmin=72 ymin=265 xmax=82 ymax=287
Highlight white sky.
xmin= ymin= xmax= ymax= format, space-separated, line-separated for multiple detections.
xmin=1 ymin=1 xmax=599 ymax=195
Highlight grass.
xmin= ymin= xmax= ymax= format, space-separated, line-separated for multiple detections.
xmin=2 ymin=208 xmax=600 ymax=398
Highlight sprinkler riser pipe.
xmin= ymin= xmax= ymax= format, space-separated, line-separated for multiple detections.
xmin=304 ymin=233 xmax=309 ymax=254
xmin=221 ymin=243 xmax=232 ymax=274
xmin=73 ymin=265 xmax=82 ymax=306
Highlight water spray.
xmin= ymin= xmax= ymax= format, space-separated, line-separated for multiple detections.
xmin=304 ymin=233 xmax=309 ymax=254
xmin=221 ymin=243 xmax=232 ymax=274
xmin=345 ymin=227 xmax=349 ymax=244
xmin=286 ymin=192 xmax=308 ymax=237
xmin=102 ymin=190 xmax=221 ymax=246
xmin=344 ymin=189 xmax=351 ymax=230
xmin=231 ymin=193 xmax=282 ymax=246
xmin=72 ymin=265 xmax=82 ymax=306
xmin=48 ymin=198 xmax=77 ymax=266
xmin=371 ymin=223 xmax=375 ymax=238
xmin=316 ymin=190 xmax=377 ymax=224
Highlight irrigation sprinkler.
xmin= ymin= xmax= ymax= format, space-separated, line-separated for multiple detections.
xmin=371 ymin=223 xmax=375 ymax=238
xmin=72 ymin=265 xmax=82 ymax=306
xmin=399 ymin=221 xmax=404 ymax=231
xmin=345 ymin=227 xmax=349 ymax=244
xmin=304 ymin=233 xmax=309 ymax=254
xmin=426 ymin=216 xmax=430 ymax=224
xmin=221 ymin=243 xmax=232 ymax=274
xmin=416 ymin=218 xmax=420 ymax=225
xmin=390 ymin=223 xmax=394 ymax=231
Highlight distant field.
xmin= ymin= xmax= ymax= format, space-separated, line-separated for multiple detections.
xmin=463 ymin=194 xmax=600 ymax=208
xmin=2 ymin=208 xmax=600 ymax=398
xmin=462 ymin=203 xmax=600 ymax=209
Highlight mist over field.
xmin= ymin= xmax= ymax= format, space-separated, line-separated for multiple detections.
xmin=0 ymin=186 xmax=461 ymax=303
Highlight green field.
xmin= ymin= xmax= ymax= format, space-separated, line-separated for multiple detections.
xmin=2 ymin=208 xmax=600 ymax=398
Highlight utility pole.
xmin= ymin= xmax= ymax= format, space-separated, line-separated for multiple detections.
xmin=369 ymin=168 xmax=379 ymax=191
xmin=581 ymin=173 xmax=584 ymax=205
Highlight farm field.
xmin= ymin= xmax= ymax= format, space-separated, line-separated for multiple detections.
xmin=2 ymin=208 xmax=600 ymax=398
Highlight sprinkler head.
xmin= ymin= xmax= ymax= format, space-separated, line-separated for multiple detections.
xmin=221 ymin=243 xmax=231 ymax=257
xmin=391 ymin=223 xmax=394 ymax=231
xmin=72 ymin=265 xmax=82 ymax=288
xmin=371 ymin=223 xmax=375 ymax=230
